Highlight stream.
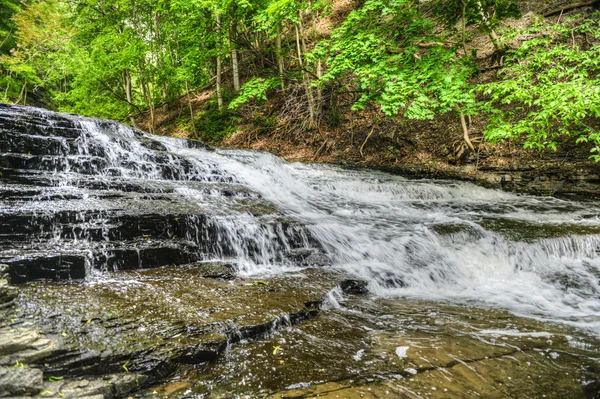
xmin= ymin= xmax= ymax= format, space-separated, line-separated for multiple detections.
xmin=0 ymin=104 xmax=599 ymax=398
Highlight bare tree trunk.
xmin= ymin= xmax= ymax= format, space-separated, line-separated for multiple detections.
xmin=312 ymin=12 xmax=323 ymax=107
xmin=460 ymin=112 xmax=475 ymax=151
xmin=230 ymin=3 xmax=240 ymax=91
xmin=124 ymin=69 xmax=136 ymax=127
xmin=231 ymin=48 xmax=240 ymax=91
xmin=16 ymin=83 xmax=26 ymax=105
xmin=185 ymin=80 xmax=197 ymax=137
xmin=141 ymin=67 xmax=155 ymax=133
xmin=294 ymin=23 xmax=303 ymax=69
xmin=295 ymin=13 xmax=317 ymax=127
xmin=216 ymin=12 xmax=223 ymax=110
xmin=276 ymin=25 xmax=285 ymax=90
xmin=461 ymin=0 xmax=467 ymax=55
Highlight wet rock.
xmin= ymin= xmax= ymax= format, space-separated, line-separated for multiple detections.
xmin=0 ymin=329 xmax=42 ymax=357
xmin=0 ymin=283 xmax=17 ymax=308
xmin=7 ymin=254 xmax=87 ymax=284
xmin=188 ymin=262 xmax=237 ymax=280
xmin=41 ymin=373 xmax=148 ymax=399
xmin=0 ymin=366 xmax=43 ymax=397
xmin=340 ymin=280 xmax=369 ymax=295
xmin=10 ymin=267 xmax=337 ymax=387
xmin=0 ymin=264 xmax=9 ymax=279
xmin=0 ymin=328 xmax=61 ymax=366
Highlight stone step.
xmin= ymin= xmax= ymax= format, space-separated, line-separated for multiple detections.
xmin=0 ymin=112 xmax=83 ymax=140
xmin=2 ymin=234 xmax=325 ymax=283
xmin=0 ymin=154 xmax=108 ymax=175
xmin=0 ymin=133 xmax=71 ymax=156
xmin=6 ymin=253 xmax=88 ymax=283
xmin=13 ymin=268 xmax=335 ymax=379
xmin=0 ymin=206 xmax=302 ymax=244
xmin=3 ymin=243 xmax=196 ymax=283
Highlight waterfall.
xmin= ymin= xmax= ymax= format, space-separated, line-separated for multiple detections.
xmin=1 ymin=103 xmax=600 ymax=335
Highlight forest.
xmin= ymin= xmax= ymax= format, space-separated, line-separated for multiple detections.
xmin=1 ymin=0 xmax=600 ymax=162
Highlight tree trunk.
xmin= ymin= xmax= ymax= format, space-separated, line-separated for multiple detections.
xmin=140 ymin=68 xmax=155 ymax=134
xmin=231 ymin=48 xmax=240 ymax=92
xmin=124 ymin=69 xmax=136 ymax=127
xmin=295 ymin=14 xmax=317 ymax=126
xmin=461 ymin=0 xmax=467 ymax=55
xmin=276 ymin=25 xmax=285 ymax=90
xmin=460 ymin=112 xmax=475 ymax=151
xmin=185 ymin=80 xmax=197 ymax=137
xmin=216 ymin=12 xmax=224 ymax=110
xmin=312 ymin=12 xmax=323 ymax=107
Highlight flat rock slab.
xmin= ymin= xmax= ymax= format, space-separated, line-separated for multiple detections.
xmin=161 ymin=297 xmax=600 ymax=399
xmin=37 ymin=374 xmax=148 ymax=399
xmin=12 ymin=266 xmax=339 ymax=379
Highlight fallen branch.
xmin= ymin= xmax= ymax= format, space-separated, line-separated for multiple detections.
xmin=543 ymin=1 xmax=599 ymax=17
xmin=313 ymin=139 xmax=329 ymax=161
xmin=360 ymin=126 xmax=376 ymax=158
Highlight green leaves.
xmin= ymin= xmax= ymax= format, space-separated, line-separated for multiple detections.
xmin=316 ymin=0 xmax=476 ymax=121
xmin=481 ymin=13 xmax=600 ymax=158
xmin=229 ymin=77 xmax=280 ymax=109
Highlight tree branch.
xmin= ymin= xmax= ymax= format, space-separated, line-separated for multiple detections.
xmin=544 ymin=1 xmax=600 ymax=17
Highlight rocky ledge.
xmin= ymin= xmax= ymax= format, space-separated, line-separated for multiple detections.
xmin=0 ymin=266 xmax=340 ymax=398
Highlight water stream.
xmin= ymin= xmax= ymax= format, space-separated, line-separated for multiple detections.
xmin=2 ymin=104 xmax=600 ymax=334
xmin=2 ymin=104 xmax=600 ymax=397
xmin=155 ymin=138 xmax=600 ymax=335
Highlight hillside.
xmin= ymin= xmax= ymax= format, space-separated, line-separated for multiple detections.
xmin=2 ymin=0 xmax=600 ymax=196
xmin=134 ymin=0 xmax=600 ymax=198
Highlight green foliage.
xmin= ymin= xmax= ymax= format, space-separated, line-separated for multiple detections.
xmin=432 ymin=0 xmax=520 ymax=33
xmin=196 ymin=95 xmax=241 ymax=142
xmin=0 ymin=0 xmax=21 ymax=54
xmin=315 ymin=0 xmax=478 ymax=120
xmin=229 ymin=77 xmax=280 ymax=109
xmin=0 ymin=0 xmax=73 ymax=105
xmin=252 ymin=114 xmax=277 ymax=135
xmin=0 ymin=0 xmax=598 ymax=162
xmin=482 ymin=13 xmax=600 ymax=159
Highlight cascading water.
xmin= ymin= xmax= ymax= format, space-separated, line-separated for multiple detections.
xmin=1 ymin=103 xmax=600 ymax=338
xmin=158 ymin=140 xmax=600 ymax=334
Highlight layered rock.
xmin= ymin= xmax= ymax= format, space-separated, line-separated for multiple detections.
xmin=0 ymin=104 xmax=332 ymax=397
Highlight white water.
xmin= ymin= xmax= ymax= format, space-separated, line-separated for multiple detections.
xmin=156 ymin=139 xmax=600 ymax=334
xmin=9 ymin=107 xmax=600 ymax=335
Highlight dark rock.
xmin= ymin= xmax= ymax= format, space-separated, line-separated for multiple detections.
xmin=188 ymin=262 xmax=237 ymax=280
xmin=340 ymin=279 xmax=369 ymax=295
xmin=7 ymin=254 xmax=87 ymax=284
xmin=0 ymin=264 xmax=8 ymax=280
xmin=0 ymin=104 xmax=333 ymax=397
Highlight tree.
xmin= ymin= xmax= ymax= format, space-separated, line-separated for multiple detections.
xmin=313 ymin=0 xmax=479 ymax=148
xmin=482 ymin=13 xmax=600 ymax=159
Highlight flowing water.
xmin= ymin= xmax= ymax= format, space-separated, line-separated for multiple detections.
xmin=1 ymin=104 xmax=600 ymax=397
xmin=154 ymin=137 xmax=600 ymax=335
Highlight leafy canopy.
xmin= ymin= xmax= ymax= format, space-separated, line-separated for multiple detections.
xmin=313 ymin=0 xmax=478 ymax=120
xmin=482 ymin=13 xmax=600 ymax=159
